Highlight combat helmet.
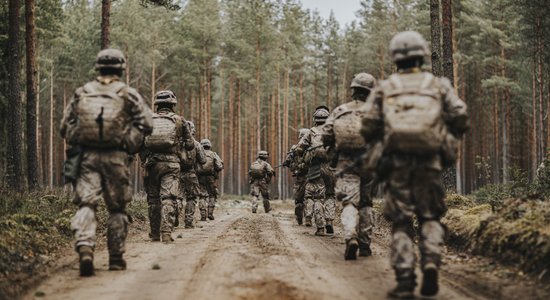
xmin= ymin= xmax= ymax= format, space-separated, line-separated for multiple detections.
xmin=94 ymin=48 xmax=126 ymax=70
xmin=154 ymin=90 xmax=177 ymax=105
xmin=350 ymin=73 xmax=376 ymax=91
xmin=258 ymin=150 xmax=269 ymax=159
xmin=201 ymin=138 xmax=212 ymax=149
xmin=389 ymin=31 xmax=429 ymax=63
xmin=299 ymin=128 xmax=310 ymax=139
xmin=187 ymin=121 xmax=196 ymax=135
xmin=313 ymin=105 xmax=330 ymax=124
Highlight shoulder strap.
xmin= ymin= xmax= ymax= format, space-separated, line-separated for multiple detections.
xmin=332 ymin=105 xmax=351 ymax=120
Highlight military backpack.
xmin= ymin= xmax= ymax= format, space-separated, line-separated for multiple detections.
xmin=332 ymin=102 xmax=367 ymax=152
xmin=70 ymin=81 xmax=130 ymax=148
xmin=144 ymin=112 xmax=180 ymax=153
xmin=197 ymin=151 xmax=215 ymax=175
xmin=249 ymin=160 xmax=266 ymax=180
xmin=382 ymin=73 xmax=447 ymax=154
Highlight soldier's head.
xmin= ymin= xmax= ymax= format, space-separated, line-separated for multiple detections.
xmin=154 ymin=90 xmax=177 ymax=112
xmin=350 ymin=73 xmax=376 ymax=101
xmin=298 ymin=128 xmax=310 ymax=139
xmin=389 ymin=31 xmax=429 ymax=71
xmin=312 ymin=106 xmax=330 ymax=125
xmin=187 ymin=121 xmax=196 ymax=136
xmin=258 ymin=150 xmax=269 ymax=161
xmin=200 ymin=138 xmax=212 ymax=150
xmin=95 ymin=48 xmax=126 ymax=77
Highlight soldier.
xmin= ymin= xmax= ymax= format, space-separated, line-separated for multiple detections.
xmin=141 ymin=90 xmax=194 ymax=243
xmin=197 ymin=138 xmax=224 ymax=221
xmin=180 ymin=121 xmax=207 ymax=228
xmin=60 ymin=48 xmax=153 ymax=276
xmin=361 ymin=31 xmax=469 ymax=299
xmin=296 ymin=106 xmax=336 ymax=236
xmin=283 ymin=128 xmax=310 ymax=225
xmin=322 ymin=73 xmax=377 ymax=259
xmin=248 ymin=151 xmax=275 ymax=213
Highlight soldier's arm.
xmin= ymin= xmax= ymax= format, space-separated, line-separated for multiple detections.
xmin=60 ymin=88 xmax=83 ymax=138
xmin=295 ymin=130 xmax=312 ymax=155
xmin=195 ymin=140 xmax=207 ymax=164
xmin=127 ymin=88 xmax=154 ymax=135
xmin=266 ymin=162 xmax=275 ymax=177
xmin=179 ymin=117 xmax=195 ymax=150
xmin=440 ymin=78 xmax=470 ymax=137
xmin=321 ymin=112 xmax=336 ymax=147
xmin=360 ymin=87 xmax=384 ymax=143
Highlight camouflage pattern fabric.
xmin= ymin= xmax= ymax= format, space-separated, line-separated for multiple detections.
xmin=144 ymin=160 xmax=180 ymax=236
xmin=250 ymin=178 xmax=271 ymax=213
xmin=198 ymin=175 xmax=219 ymax=217
xmin=181 ymin=171 xmax=201 ymax=226
xmin=70 ymin=150 xmax=132 ymax=255
xmin=293 ymin=175 xmax=307 ymax=220
xmin=305 ymin=178 xmax=327 ymax=228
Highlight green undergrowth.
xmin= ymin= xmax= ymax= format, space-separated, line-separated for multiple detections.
xmin=0 ymin=189 xmax=148 ymax=299
xmin=443 ymin=193 xmax=550 ymax=279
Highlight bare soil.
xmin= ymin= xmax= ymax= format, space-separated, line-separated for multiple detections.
xmin=22 ymin=200 xmax=550 ymax=300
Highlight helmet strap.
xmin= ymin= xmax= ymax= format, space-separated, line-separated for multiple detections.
xmin=351 ymin=87 xmax=369 ymax=101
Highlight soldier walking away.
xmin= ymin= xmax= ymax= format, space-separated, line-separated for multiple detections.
xmin=141 ymin=90 xmax=194 ymax=243
xmin=283 ymin=128 xmax=310 ymax=225
xmin=296 ymin=106 xmax=336 ymax=236
xmin=361 ymin=31 xmax=469 ymax=299
xmin=180 ymin=121 xmax=207 ymax=228
xmin=197 ymin=138 xmax=224 ymax=221
xmin=60 ymin=49 xmax=153 ymax=276
xmin=322 ymin=73 xmax=377 ymax=259
xmin=248 ymin=151 xmax=275 ymax=213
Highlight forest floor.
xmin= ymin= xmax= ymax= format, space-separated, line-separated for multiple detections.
xmin=21 ymin=199 xmax=550 ymax=300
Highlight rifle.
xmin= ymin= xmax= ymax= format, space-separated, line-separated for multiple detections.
xmin=95 ymin=106 xmax=104 ymax=142
xmin=305 ymin=144 xmax=325 ymax=152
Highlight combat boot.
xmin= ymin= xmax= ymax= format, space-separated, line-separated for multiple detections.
xmin=78 ymin=245 xmax=94 ymax=277
xmin=208 ymin=207 xmax=215 ymax=220
xmin=108 ymin=254 xmax=127 ymax=271
xmin=315 ymin=227 xmax=325 ymax=236
xmin=358 ymin=244 xmax=372 ymax=257
xmin=305 ymin=217 xmax=312 ymax=227
xmin=185 ymin=222 xmax=195 ymax=229
xmin=325 ymin=223 xmax=334 ymax=235
xmin=161 ymin=232 xmax=174 ymax=243
xmin=252 ymin=208 xmax=257 ymax=213
xmin=420 ymin=263 xmax=439 ymax=297
xmin=387 ymin=269 xmax=416 ymax=299
xmin=149 ymin=232 xmax=160 ymax=242
xmin=200 ymin=212 xmax=207 ymax=221
xmin=344 ymin=238 xmax=359 ymax=260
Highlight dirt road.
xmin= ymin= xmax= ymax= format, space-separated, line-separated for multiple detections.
xmin=24 ymin=200 xmax=549 ymax=300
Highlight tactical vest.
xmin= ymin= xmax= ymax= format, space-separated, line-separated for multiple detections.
xmin=70 ymin=81 xmax=130 ymax=148
xmin=332 ymin=101 xmax=367 ymax=152
xmin=197 ymin=151 xmax=215 ymax=175
xmin=305 ymin=126 xmax=327 ymax=163
xmin=250 ymin=160 xmax=266 ymax=179
xmin=382 ymin=73 xmax=447 ymax=154
xmin=144 ymin=112 xmax=180 ymax=153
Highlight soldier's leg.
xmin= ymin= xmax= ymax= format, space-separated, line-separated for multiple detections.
xmin=102 ymin=152 xmax=132 ymax=271
xmin=303 ymin=181 xmax=314 ymax=226
xmin=158 ymin=163 xmax=180 ymax=242
xmin=337 ymin=173 xmax=361 ymax=259
xmin=293 ymin=177 xmax=306 ymax=225
xmin=197 ymin=176 xmax=208 ymax=220
xmin=358 ymin=175 xmax=375 ymax=256
xmin=144 ymin=170 xmax=161 ymax=241
xmin=322 ymin=165 xmax=337 ymax=234
xmin=311 ymin=179 xmax=327 ymax=235
xmin=207 ymin=178 xmax=218 ymax=220
xmin=184 ymin=172 xmax=201 ymax=228
xmin=250 ymin=183 xmax=259 ymax=213
xmin=72 ymin=154 xmax=102 ymax=276
xmin=261 ymin=181 xmax=271 ymax=213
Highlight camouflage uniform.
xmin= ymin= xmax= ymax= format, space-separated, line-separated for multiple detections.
xmin=322 ymin=73 xmax=377 ymax=259
xmin=180 ymin=126 xmax=207 ymax=228
xmin=284 ymin=140 xmax=308 ymax=225
xmin=141 ymin=92 xmax=193 ymax=242
xmin=297 ymin=107 xmax=336 ymax=235
xmin=60 ymin=49 xmax=153 ymax=275
xmin=197 ymin=139 xmax=224 ymax=220
xmin=361 ymin=31 xmax=469 ymax=298
xmin=249 ymin=152 xmax=275 ymax=213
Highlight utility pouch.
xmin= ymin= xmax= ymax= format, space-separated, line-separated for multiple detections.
xmin=64 ymin=145 xmax=83 ymax=183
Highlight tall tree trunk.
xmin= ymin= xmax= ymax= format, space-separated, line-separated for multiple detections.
xmin=101 ymin=0 xmax=110 ymax=49
xmin=49 ymin=63 xmax=54 ymax=188
xmin=26 ymin=0 xmax=38 ymax=189
xmin=430 ymin=0 xmax=441 ymax=77
xmin=7 ymin=0 xmax=24 ymax=191
xmin=441 ymin=0 xmax=454 ymax=83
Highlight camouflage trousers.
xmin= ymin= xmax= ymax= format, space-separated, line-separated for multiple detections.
xmin=180 ymin=170 xmax=201 ymax=227
xmin=293 ymin=176 xmax=307 ymax=222
xmin=198 ymin=175 xmax=219 ymax=217
xmin=305 ymin=177 xmax=336 ymax=229
xmin=250 ymin=179 xmax=271 ymax=213
xmin=144 ymin=160 xmax=180 ymax=237
xmin=384 ymin=155 xmax=446 ymax=274
xmin=70 ymin=150 xmax=131 ymax=255
xmin=336 ymin=171 xmax=375 ymax=249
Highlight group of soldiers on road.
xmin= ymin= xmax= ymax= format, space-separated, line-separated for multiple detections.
xmin=61 ymin=29 xmax=468 ymax=300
